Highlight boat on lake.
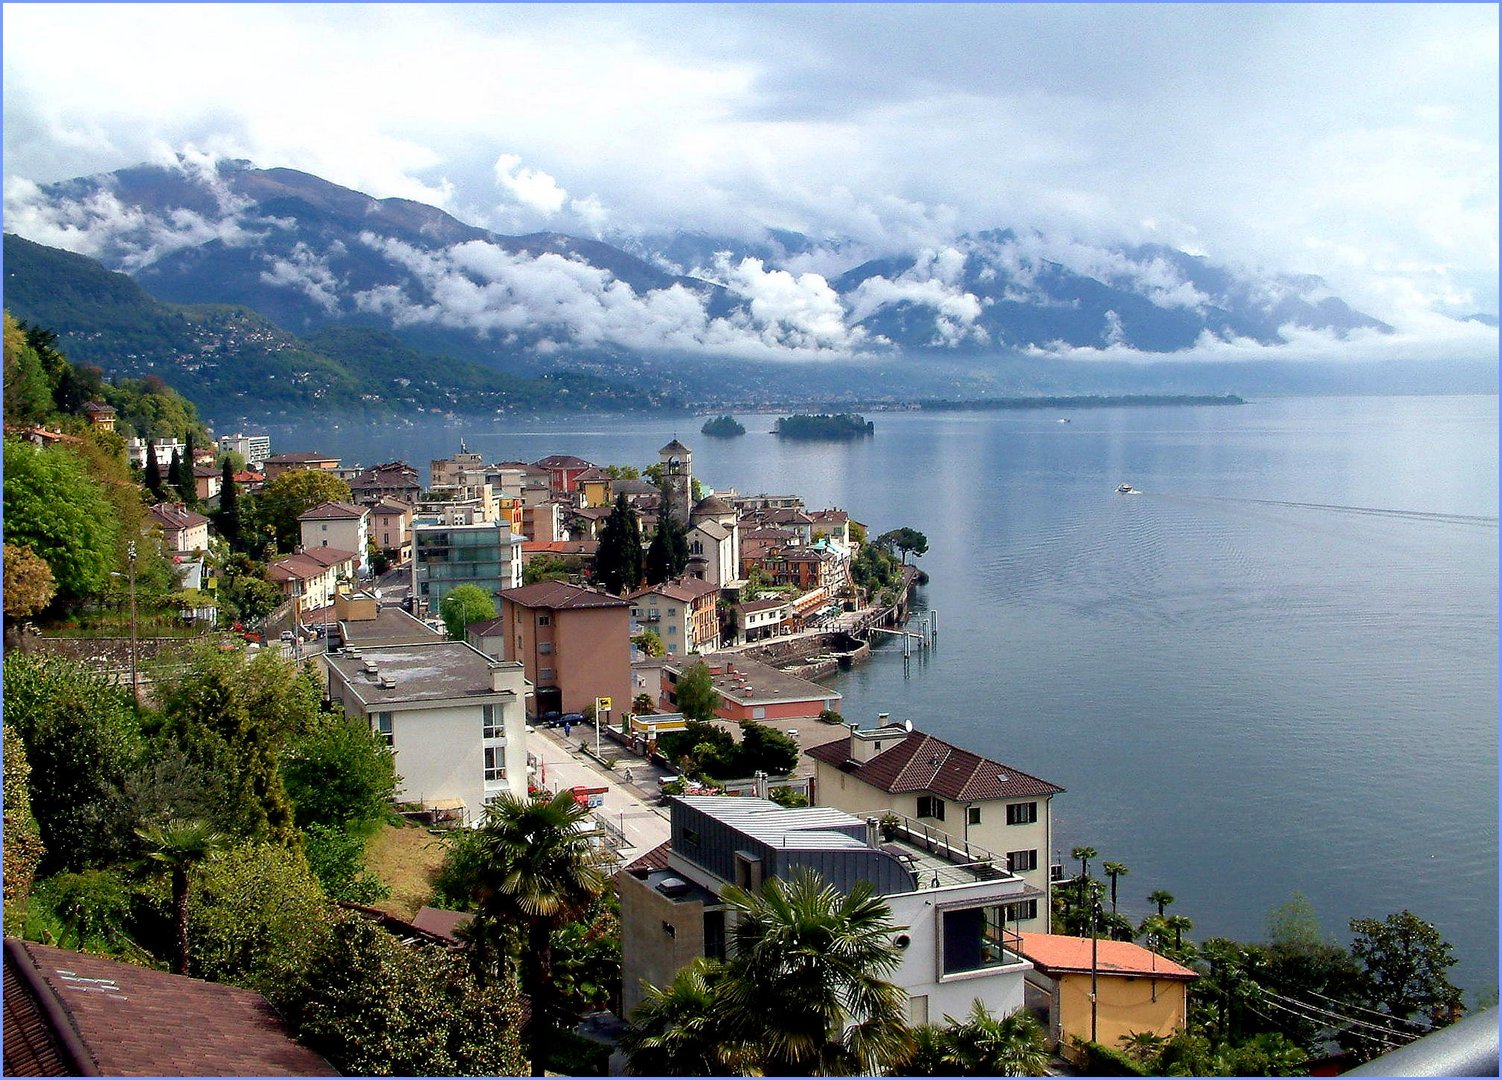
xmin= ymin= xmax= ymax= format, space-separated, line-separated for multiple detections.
xmin=1117 ymin=483 xmax=1135 ymax=494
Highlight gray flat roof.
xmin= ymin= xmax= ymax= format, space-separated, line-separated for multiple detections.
xmin=341 ymin=607 xmax=445 ymax=648
xmin=674 ymin=654 xmax=841 ymax=708
xmin=327 ymin=642 xmax=520 ymax=706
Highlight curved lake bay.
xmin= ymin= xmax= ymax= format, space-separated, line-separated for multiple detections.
xmin=265 ymin=393 xmax=1498 ymax=994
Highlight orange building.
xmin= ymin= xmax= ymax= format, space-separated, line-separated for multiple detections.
xmin=1017 ymin=932 xmax=1198 ymax=1059
xmin=490 ymin=581 xmax=631 ymax=718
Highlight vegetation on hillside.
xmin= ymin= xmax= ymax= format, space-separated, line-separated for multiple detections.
xmin=773 ymin=412 xmax=875 ymax=439
xmin=700 ymin=415 xmax=746 ymax=437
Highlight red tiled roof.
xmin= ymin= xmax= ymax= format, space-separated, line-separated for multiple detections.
xmin=805 ymin=729 xmax=1064 ymax=802
xmin=738 ymin=598 xmax=790 ymax=614
xmin=2 ymin=939 xmax=337 ymax=1075
xmin=535 ymin=455 xmax=593 ymax=470
xmin=1018 ymin=932 xmax=1198 ymax=980
xmin=625 ymin=841 xmax=673 ymax=873
xmin=232 ymin=470 xmax=264 ymax=483
xmin=264 ymin=451 xmax=338 ymax=464
xmin=149 ymin=503 xmax=210 ymax=531
xmin=501 ymin=581 xmax=628 ymax=609
xmin=522 ymin=540 xmax=597 ymax=554
xmin=629 ymin=576 xmax=719 ymax=604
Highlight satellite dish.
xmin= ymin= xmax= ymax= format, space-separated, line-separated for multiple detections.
xmin=903 ymin=718 xmax=913 ymax=732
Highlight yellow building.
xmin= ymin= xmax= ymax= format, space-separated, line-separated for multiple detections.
xmin=1017 ymin=932 xmax=1197 ymax=1060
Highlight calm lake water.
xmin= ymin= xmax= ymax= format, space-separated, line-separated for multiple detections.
xmin=259 ymin=394 xmax=1498 ymax=995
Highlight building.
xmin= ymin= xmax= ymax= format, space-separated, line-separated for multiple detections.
xmin=267 ymin=547 xmax=358 ymax=616
xmin=657 ymin=439 xmax=693 ymax=525
xmin=627 ymin=576 xmax=721 ymax=656
xmin=572 ymin=466 xmax=615 ymax=509
xmin=1017 ymin=932 xmax=1198 ymax=1058
xmin=735 ymin=597 xmax=792 ymax=642
xmin=369 ymin=499 xmax=414 ymax=564
xmin=3 ymin=939 xmax=336 ymax=1076
xmin=192 ymin=465 xmax=222 ymax=502
xmin=81 ymin=401 xmax=116 ymax=431
xmin=487 ymin=581 xmax=631 ymax=718
xmin=411 ymin=521 xmax=523 ymax=613
xmin=535 ymin=454 xmax=595 ymax=498
xmin=348 ymin=461 xmax=422 ymax=505
xmin=806 ymin=722 xmax=1064 ymax=933
xmin=686 ymin=492 xmax=741 ymax=588
xmin=148 ymin=502 xmax=210 ymax=554
xmin=217 ymin=432 xmax=272 ymax=469
xmin=617 ymin=796 xmax=1037 ymax=1023
xmin=430 ymin=444 xmax=488 ymax=489
xmin=326 ymin=641 xmax=529 ymax=821
xmin=299 ymin=501 xmax=371 ymax=576
xmin=332 ymin=589 xmax=444 ymax=650
xmin=262 ymin=451 xmax=341 ymax=480
xmin=658 ymin=654 xmax=841 ymax=733
xmin=127 ymin=436 xmax=186 ymax=470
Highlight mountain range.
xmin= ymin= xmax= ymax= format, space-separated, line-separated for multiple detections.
xmin=6 ymin=156 xmax=1490 ymax=422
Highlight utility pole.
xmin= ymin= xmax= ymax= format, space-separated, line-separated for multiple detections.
xmin=126 ymin=541 xmax=139 ymax=710
xmin=1090 ymin=895 xmax=1101 ymax=1045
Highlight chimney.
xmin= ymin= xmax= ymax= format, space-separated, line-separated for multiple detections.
xmin=754 ymin=770 xmax=768 ymax=800
xmin=865 ymin=817 xmax=881 ymax=849
xmin=490 ymin=664 xmax=509 ymax=692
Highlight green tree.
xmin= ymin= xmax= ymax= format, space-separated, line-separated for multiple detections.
xmin=1102 ymin=860 xmax=1129 ymax=914
xmin=1349 ymin=910 xmax=1463 ymax=1029
xmin=1072 ymin=845 xmax=1098 ymax=915
xmin=288 ymin=914 xmax=529 ymax=1077
xmin=439 ymin=583 xmax=497 ymax=640
xmin=596 ymin=493 xmax=645 ymax=595
xmin=178 ymin=432 xmax=198 ymax=505
xmin=157 ymin=647 xmax=320 ymax=846
xmin=674 ymin=660 xmax=721 ymax=722
xmin=632 ymin=629 xmax=666 ymax=657
xmin=137 ymin=818 xmax=226 ymax=974
xmin=877 ymin=526 xmax=929 ymax=564
xmin=466 ymin=791 xmax=608 ymax=1073
xmin=3 ymin=721 xmax=46 ymax=926
xmin=143 ymin=438 xmax=164 ymax=499
xmin=717 ymin=868 xmax=914 ymax=1076
xmin=645 ymin=491 xmax=689 ymax=585
xmin=282 ymin=716 xmax=399 ymax=834
xmin=941 ymin=1000 xmax=1052 ymax=1076
xmin=166 ymin=447 xmax=185 ymax=501
xmin=3 ymin=653 xmax=141 ymax=872
xmin=622 ymin=958 xmax=741 ymax=1076
xmin=523 ymin=553 xmax=574 ymax=585
xmin=30 ymin=869 xmax=136 ymax=953
xmin=301 ymin=822 xmax=389 ymax=904
xmin=739 ymin=720 xmax=800 ymax=775
xmin=4 ymin=437 xmax=122 ymax=602
xmin=214 ymin=458 xmax=242 ymax=549
xmin=257 ymin=469 xmax=353 ymax=553
xmin=186 ymin=841 xmax=333 ymax=994
xmin=3 ymin=312 xmax=55 ymax=423
xmin=1149 ymin=889 xmax=1176 ymax=918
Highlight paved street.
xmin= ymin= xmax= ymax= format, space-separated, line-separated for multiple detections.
xmin=526 ymin=723 xmax=672 ymax=861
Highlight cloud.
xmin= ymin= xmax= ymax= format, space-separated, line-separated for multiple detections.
xmin=844 ymin=246 xmax=986 ymax=346
xmin=494 ymin=153 xmax=568 ymax=216
xmin=258 ymin=241 xmax=344 ymax=315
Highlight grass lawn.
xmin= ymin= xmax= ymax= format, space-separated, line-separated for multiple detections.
xmin=364 ymin=821 xmax=452 ymax=920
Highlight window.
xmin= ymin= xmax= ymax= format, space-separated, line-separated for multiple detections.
xmin=1006 ymin=801 xmax=1038 ymax=825
xmin=668 ymin=625 xmax=678 ymax=634
xmin=941 ymin=904 xmax=1018 ymax=975
xmin=1006 ymin=849 xmax=1038 ymax=873
xmin=668 ymin=607 xmax=678 ymax=616
xmin=539 ymin=667 xmax=554 ymax=681
xmin=916 ymin=795 xmax=945 ymax=821
xmin=537 ymin=614 xmax=551 ymax=626
xmin=538 ymin=641 xmax=553 ymax=655
xmin=968 ymin=806 xmax=982 ymax=826
xmin=1002 ymin=899 xmax=1039 ymax=923
xmin=374 ymin=712 xmax=393 ymax=745
xmin=704 ymin=910 xmax=726 ymax=961
xmin=484 ymin=746 xmax=505 ymax=784
xmin=483 ymin=704 xmax=503 ymax=740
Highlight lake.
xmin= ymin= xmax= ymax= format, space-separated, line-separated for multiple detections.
xmin=257 ymin=394 xmax=1498 ymax=996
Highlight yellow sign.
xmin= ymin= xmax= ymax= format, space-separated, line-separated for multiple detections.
xmin=595 ymin=696 xmax=612 ymax=712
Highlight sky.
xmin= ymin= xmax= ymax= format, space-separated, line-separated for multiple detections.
xmin=3 ymin=3 xmax=1498 ymax=355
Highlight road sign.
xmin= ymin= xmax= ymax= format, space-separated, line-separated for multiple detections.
xmin=595 ymin=696 xmax=612 ymax=712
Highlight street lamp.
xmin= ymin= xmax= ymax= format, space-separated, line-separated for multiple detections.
xmin=110 ymin=542 xmax=140 ymax=710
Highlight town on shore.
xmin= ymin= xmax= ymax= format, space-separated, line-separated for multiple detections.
xmin=4 ymin=317 xmax=1474 ymax=1077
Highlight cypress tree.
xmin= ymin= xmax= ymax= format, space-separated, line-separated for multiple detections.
xmin=623 ymin=496 xmax=645 ymax=588
xmin=645 ymin=513 xmax=672 ymax=586
xmin=596 ymin=493 xmax=645 ymax=595
xmin=177 ymin=433 xmax=198 ymax=504
xmin=144 ymin=439 xmax=164 ymax=499
xmin=167 ymin=448 xmax=183 ymax=498
xmin=216 ymin=459 xmax=241 ymax=550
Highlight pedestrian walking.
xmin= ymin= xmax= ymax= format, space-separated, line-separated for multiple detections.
xmin=623 ymin=768 xmax=633 ymax=784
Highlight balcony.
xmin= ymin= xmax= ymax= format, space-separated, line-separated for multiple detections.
xmin=878 ymin=813 xmax=1020 ymax=891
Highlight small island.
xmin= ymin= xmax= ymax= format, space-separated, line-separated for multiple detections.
xmin=773 ymin=413 xmax=875 ymax=440
xmin=700 ymin=415 xmax=746 ymax=437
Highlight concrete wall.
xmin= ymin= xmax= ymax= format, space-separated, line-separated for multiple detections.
xmin=617 ymin=873 xmax=708 ymax=1017
xmin=886 ymin=885 xmax=1031 ymax=1025
xmin=301 ymin=515 xmax=369 ymax=576
xmin=1056 ymin=970 xmax=1189 ymax=1055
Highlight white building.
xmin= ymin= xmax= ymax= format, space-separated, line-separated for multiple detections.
xmin=127 ymin=437 xmax=187 ymax=471
xmin=267 ymin=547 xmax=358 ymax=615
xmin=217 ymin=432 xmax=272 ymax=469
xmin=147 ymin=502 xmax=210 ymax=554
xmin=325 ymin=641 xmax=529 ymax=823
xmin=298 ymin=501 xmax=371 ymax=577
xmin=618 ymin=796 xmax=1035 ymax=1024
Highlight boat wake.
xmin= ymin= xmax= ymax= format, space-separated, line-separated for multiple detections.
xmin=1161 ymin=493 xmax=1497 ymax=527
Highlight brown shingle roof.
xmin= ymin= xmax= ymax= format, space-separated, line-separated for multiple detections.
xmin=628 ymin=576 xmax=720 ymax=604
xmin=297 ymin=501 xmax=367 ymax=521
xmin=624 ymin=841 xmax=673 ymax=873
xmin=264 ymin=451 xmax=339 ymax=465
xmin=148 ymin=503 xmax=210 ymax=531
xmin=805 ymin=729 xmax=1064 ymax=802
xmin=2 ymin=940 xmax=337 ymax=1076
xmin=535 ymin=454 xmax=593 ymax=470
xmin=500 ymin=581 xmax=628 ymax=609
xmin=1018 ymin=932 xmax=1198 ymax=980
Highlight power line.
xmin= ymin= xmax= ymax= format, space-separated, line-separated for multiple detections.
xmin=1258 ymin=989 xmax=1423 ymax=1042
xmin=1256 ymin=996 xmax=1411 ymax=1054
xmin=1293 ymin=985 xmax=1437 ymax=1032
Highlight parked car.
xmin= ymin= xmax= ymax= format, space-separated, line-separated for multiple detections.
xmin=560 ymin=711 xmax=586 ymax=728
xmin=279 ymin=630 xmax=295 ymax=642
xmin=536 ymin=710 xmax=562 ymax=727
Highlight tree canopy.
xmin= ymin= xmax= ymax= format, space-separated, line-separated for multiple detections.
xmin=439 ymin=583 xmax=497 ymax=640
xmin=596 ymin=493 xmax=645 ymax=595
xmin=3 ymin=438 xmax=122 ymax=602
xmin=673 ymin=661 xmax=721 ymax=722
xmin=256 ymin=469 xmax=353 ymax=553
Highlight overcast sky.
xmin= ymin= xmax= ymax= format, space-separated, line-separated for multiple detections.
xmin=4 ymin=3 xmax=1498 ymax=331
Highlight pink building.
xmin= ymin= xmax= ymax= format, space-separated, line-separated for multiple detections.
xmin=489 ymin=581 xmax=631 ymax=719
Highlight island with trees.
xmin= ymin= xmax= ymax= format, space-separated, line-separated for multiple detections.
xmin=772 ymin=412 xmax=875 ymax=439
xmin=700 ymin=415 xmax=746 ymax=437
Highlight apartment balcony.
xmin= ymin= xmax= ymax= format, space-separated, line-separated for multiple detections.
xmin=878 ymin=812 xmax=1022 ymax=891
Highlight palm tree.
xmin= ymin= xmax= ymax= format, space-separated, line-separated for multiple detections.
xmin=1164 ymin=913 xmax=1195 ymax=952
xmin=621 ymin=958 xmax=743 ymax=1076
xmin=470 ymin=790 xmax=608 ymax=1075
xmin=1101 ymin=860 xmax=1129 ymax=914
xmin=942 ymin=1000 xmax=1052 ymax=1076
xmin=1148 ymin=888 xmax=1175 ymax=918
xmin=897 ymin=1024 xmax=960 ymax=1077
xmin=1071 ymin=845 xmax=1098 ymax=915
xmin=136 ymin=819 xmax=224 ymax=975
xmin=718 ymin=868 xmax=914 ymax=1076
xmin=1118 ymin=1029 xmax=1168 ymax=1066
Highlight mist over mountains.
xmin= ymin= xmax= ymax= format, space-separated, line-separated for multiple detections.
xmin=4 ymin=156 xmax=1492 ymax=418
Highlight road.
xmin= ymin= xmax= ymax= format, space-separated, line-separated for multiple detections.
xmin=526 ymin=723 xmax=672 ymax=861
